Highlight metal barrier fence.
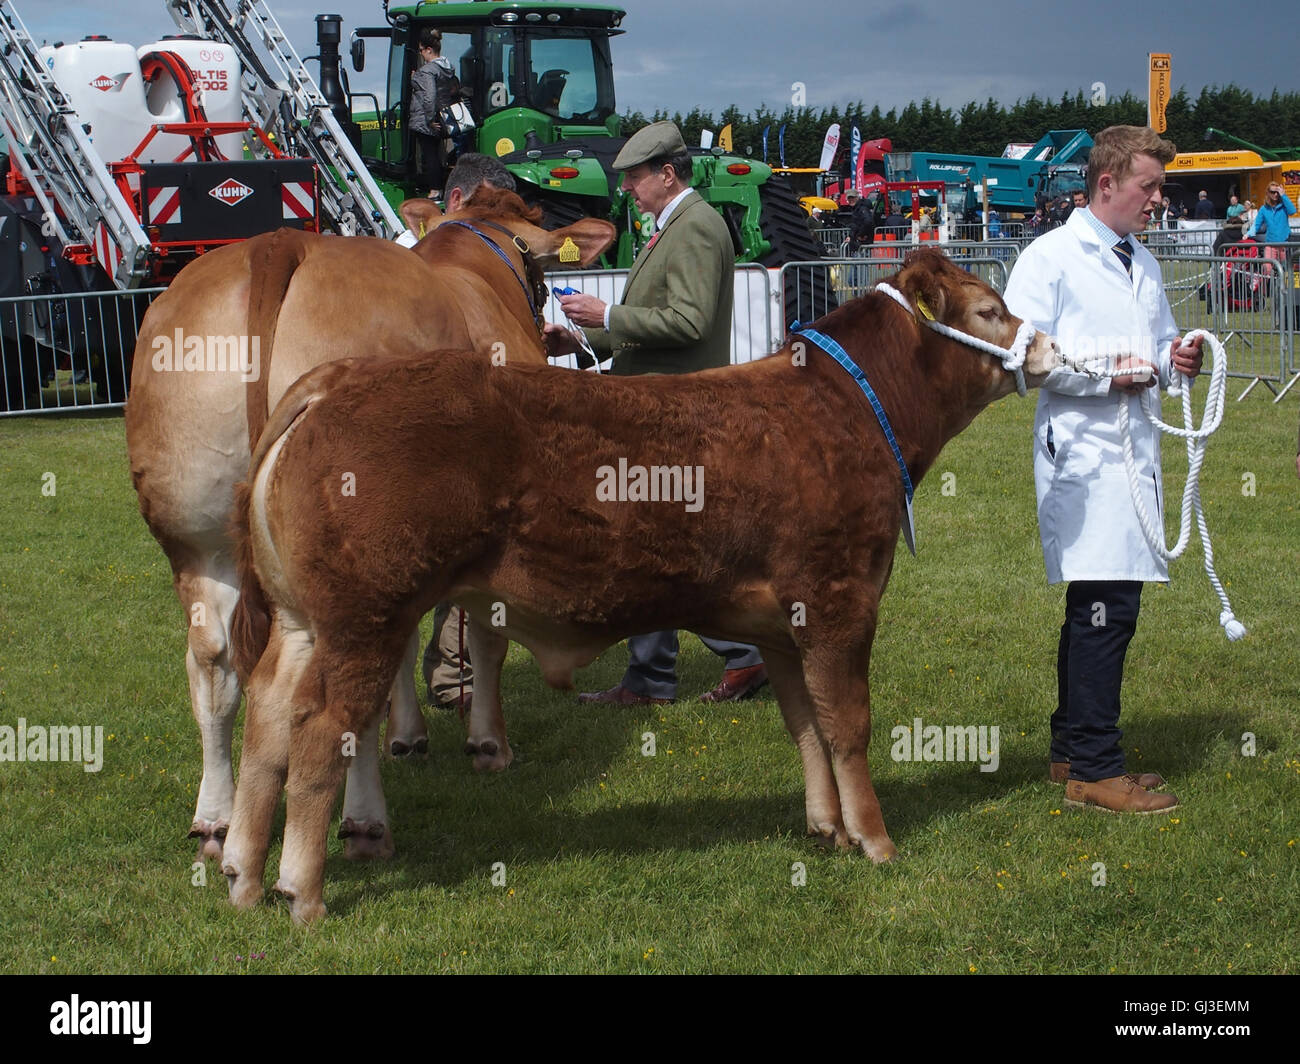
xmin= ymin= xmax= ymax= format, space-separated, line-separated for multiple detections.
xmin=542 ymin=262 xmax=776 ymax=368
xmin=4 ymin=247 xmax=1295 ymax=416
xmin=1 ymin=288 xmax=163 ymax=416
xmin=777 ymin=255 xmax=1011 ymax=324
xmin=1154 ymin=252 xmax=1294 ymax=400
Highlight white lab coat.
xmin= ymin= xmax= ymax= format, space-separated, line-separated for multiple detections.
xmin=1003 ymin=210 xmax=1180 ymax=584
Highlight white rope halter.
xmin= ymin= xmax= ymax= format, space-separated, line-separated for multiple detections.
xmin=874 ymin=282 xmax=1035 ymax=396
xmin=1059 ymin=330 xmax=1247 ymax=641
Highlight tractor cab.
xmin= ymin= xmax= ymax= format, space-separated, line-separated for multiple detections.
xmin=350 ymin=3 xmax=623 ymax=188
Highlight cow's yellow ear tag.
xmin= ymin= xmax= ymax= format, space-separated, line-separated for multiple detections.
xmin=558 ymin=236 xmax=580 ymax=263
xmin=418 ymin=220 xmax=427 ymax=239
xmin=916 ymin=296 xmax=936 ymax=321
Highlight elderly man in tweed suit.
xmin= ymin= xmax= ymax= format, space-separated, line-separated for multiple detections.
xmin=545 ymin=121 xmax=767 ymax=705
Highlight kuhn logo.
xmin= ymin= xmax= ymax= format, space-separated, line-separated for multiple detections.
xmin=89 ymin=73 xmax=127 ymax=92
xmin=209 ymin=179 xmax=253 ymax=206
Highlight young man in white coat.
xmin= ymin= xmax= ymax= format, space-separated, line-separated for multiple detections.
xmin=1003 ymin=126 xmax=1204 ymax=814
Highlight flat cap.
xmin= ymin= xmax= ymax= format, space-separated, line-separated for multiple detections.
xmin=613 ymin=120 xmax=687 ymax=171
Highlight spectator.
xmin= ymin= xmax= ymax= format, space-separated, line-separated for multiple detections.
xmin=1192 ymin=190 xmax=1216 ymax=220
xmin=1225 ymin=194 xmax=1245 ymax=221
xmin=1072 ymin=189 xmax=1089 ymax=210
xmin=546 ymin=121 xmax=768 ymax=706
xmin=1241 ymin=198 xmax=1257 ymax=230
xmin=408 ymin=28 xmax=459 ymax=198
xmin=842 ymin=187 xmax=876 ymax=250
xmin=1003 ymin=124 xmax=1203 ymax=814
xmin=1245 ymin=182 xmax=1296 ymax=272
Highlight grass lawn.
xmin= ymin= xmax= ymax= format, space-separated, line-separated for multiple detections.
xmin=0 ymin=391 xmax=1296 ymax=975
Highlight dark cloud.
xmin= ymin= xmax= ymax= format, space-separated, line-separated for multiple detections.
xmin=38 ymin=0 xmax=1294 ymax=121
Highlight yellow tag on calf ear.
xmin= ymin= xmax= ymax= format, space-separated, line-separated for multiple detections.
xmin=559 ymin=236 xmax=581 ymax=263
xmin=418 ymin=220 xmax=427 ymax=239
xmin=916 ymin=296 xmax=936 ymax=321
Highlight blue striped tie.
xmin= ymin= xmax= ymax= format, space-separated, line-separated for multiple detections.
xmin=1113 ymin=237 xmax=1134 ymax=275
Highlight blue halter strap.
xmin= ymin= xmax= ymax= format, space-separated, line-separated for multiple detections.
xmin=440 ymin=219 xmax=541 ymax=328
xmin=791 ymin=321 xmax=915 ymax=509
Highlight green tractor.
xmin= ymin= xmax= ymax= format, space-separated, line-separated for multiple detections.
xmin=333 ymin=1 xmax=824 ymax=283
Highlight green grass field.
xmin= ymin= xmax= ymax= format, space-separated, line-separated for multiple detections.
xmin=0 ymin=392 xmax=1296 ymax=974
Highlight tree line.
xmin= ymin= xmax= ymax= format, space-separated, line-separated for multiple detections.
xmin=624 ymin=85 xmax=1300 ymax=166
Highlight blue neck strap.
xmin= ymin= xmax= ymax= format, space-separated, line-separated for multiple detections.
xmin=791 ymin=321 xmax=915 ymax=505
xmin=441 ymin=220 xmax=537 ymax=321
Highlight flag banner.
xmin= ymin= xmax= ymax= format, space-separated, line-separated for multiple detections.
xmin=1148 ymin=53 xmax=1171 ymax=133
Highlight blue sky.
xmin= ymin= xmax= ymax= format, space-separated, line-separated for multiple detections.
xmin=28 ymin=0 xmax=1295 ymax=122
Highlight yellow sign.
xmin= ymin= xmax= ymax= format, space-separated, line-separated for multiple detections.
xmin=719 ymin=124 xmax=733 ymax=152
xmin=559 ymin=237 xmax=580 ymax=263
xmin=1167 ymin=151 xmax=1266 ymax=172
xmin=495 ymin=137 xmax=515 ymax=156
xmin=1148 ymin=53 xmax=1171 ymax=133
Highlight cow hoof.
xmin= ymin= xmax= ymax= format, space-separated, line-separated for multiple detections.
xmin=225 ymin=866 xmax=263 ymax=910
xmin=274 ymin=880 xmax=326 ymax=925
xmin=189 ymin=818 xmax=229 ymax=862
xmin=387 ymin=735 xmax=428 ymax=759
xmin=807 ymin=820 xmax=849 ymax=849
xmin=464 ymin=738 xmax=513 ymax=773
xmin=338 ymin=818 xmax=395 ymax=860
xmin=856 ymin=835 xmax=899 ymax=864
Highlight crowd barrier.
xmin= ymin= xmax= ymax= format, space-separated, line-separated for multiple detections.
xmin=4 ymin=246 xmax=1294 ymax=416
xmin=1 ymin=288 xmax=162 ymax=416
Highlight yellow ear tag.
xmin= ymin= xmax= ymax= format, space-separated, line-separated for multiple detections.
xmin=916 ymin=297 xmax=936 ymax=321
xmin=417 ymin=220 xmax=427 ymax=239
xmin=558 ymin=236 xmax=580 ymax=263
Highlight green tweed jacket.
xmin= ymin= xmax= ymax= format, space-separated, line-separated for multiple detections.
xmin=584 ymin=189 xmax=734 ymax=375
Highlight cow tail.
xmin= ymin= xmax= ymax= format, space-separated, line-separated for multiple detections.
xmin=229 ymin=358 xmax=361 ymax=685
xmin=230 ymin=478 xmax=271 ymax=685
xmin=245 ymin=228 xmax=311 ymax=452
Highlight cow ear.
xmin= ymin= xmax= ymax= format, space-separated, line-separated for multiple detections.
xmin=527 ymin=219 xmax=617 ymax=268
xmin=400 ymin=198 xmax=444 ymax=240
xmin=896 ymin=253 xmax=949 ymax=322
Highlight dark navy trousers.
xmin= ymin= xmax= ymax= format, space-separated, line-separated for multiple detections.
xmin=1050 ymin=580 xmax=1143 ymax=782
xmin=622 ymin=631 xmax=762 ymax=699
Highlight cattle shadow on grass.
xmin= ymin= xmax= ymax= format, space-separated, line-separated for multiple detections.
xmin=317 ymin=646 xmax=1255 ymax=914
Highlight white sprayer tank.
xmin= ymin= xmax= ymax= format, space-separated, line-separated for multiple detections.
xmin=38 ymin=35 xmax=244 ymax=176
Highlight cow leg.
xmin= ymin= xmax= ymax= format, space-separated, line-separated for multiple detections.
xmin=463 ymin=617 xmax=513 ymax=772
xmin=385 ymin=629 xmax=428 ymax=758
xmin=765 ymin=648 xmax=847 ymax=847
xmin=175 ymin=560 xmax=241 ymax=862
xmin=802 ymin=643 xmax=898 ymax=864
xmin=274 ymin=648 xmax=395 ymax=924
xmin=222 ymin=616 xmax=311 ymax=909
xmin=339 ymin=712 xmax=394 ymax=861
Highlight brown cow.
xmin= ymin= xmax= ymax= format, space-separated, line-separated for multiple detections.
xmin=223 ymin=249 xmax=1060 ymax=922
xmin=124 ymin=188 xmax=614 ymax=861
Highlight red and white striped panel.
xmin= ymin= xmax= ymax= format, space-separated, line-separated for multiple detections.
xmin=281 ymin=179 xmax=315 ymax=220
xmin=94 ymin=223 xmax=123 ymax=278
xmin=148 ymin=185 xmax=182 ymax=226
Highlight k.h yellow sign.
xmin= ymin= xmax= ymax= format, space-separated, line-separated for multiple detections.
xmin=1148 ymin=53 xmax=1171 ymax=133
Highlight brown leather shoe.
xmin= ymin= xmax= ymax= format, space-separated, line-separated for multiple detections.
xmin=1050 ymin=761 xmax=1164 ymax=789
xmin=699 ymin=664 xmax=768 ymax=703
xmin=577 ymin=684 xmax=673 ymax=706
xmin=1064 ymin=774 xmax=1179 ymax=814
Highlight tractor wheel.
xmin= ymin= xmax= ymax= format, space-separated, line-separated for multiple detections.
xmin=757 ymin=175 xmax=838 ymax=331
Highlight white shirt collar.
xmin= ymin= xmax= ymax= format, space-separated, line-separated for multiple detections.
xmin=1077 ymin=206 xmax=1129 ymax=249
xmin=654 ymin=187 xmax=693 ymax=230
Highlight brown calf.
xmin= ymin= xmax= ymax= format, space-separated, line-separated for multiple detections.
xmin=226 ymin=249 xmax=1059 ymax=921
